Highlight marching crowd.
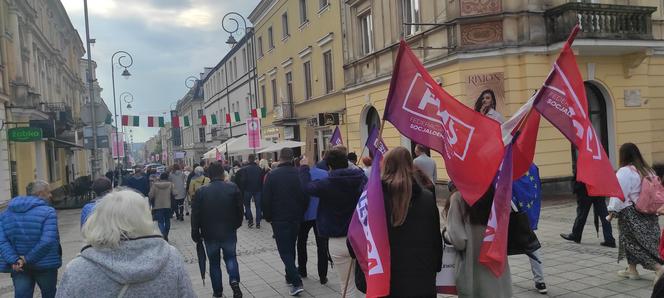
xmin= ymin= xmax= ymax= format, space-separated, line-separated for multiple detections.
xmin=1 ymin=91 xmax=664 ymax=298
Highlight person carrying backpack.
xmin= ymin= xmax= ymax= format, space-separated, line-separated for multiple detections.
xmin=188 ymin=166 xmax=210 ymax=198
xmin=607 ymin=143 xmax=664 ymax=281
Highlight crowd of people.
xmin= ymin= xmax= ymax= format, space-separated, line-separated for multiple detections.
xmin=1 ymin=88 xmax=663 ymax=297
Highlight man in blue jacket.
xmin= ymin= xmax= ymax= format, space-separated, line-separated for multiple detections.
xmin=296 ymin=165 xmax=330 ymax=284
xmin=123 ymin=165 xmax=150 ymax=197
xmin=262 ymin=148 xmax=308 ymax=296
xmin=0 ymin=180 xmax=61 ymax=298
xmin=299 ymin=146 xmax=367 ymax=297
xmin=236 ymin=154 xmax=264 ymax=228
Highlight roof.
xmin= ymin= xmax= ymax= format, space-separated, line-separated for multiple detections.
xmin=248 ymin=0 xmax=277 ymax=24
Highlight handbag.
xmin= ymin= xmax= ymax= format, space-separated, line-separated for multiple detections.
xmin=507 ymin=209 xmax=541 ymax=261
xmin=436 ymin=239 xmax=458 ymax=295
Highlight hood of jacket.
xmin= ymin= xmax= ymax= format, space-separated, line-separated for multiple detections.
xmin=328 ymin=168 xmax=367 ymax=190
xmin=191 ymin=175 xmax=207 ymax=183
xmin=152 ymin=181 xmax=171 ymax=189
xmin=81 ymin=236 xmax=170 ymax=284
xmin=8 ymin=196 xmax=49 ymax=213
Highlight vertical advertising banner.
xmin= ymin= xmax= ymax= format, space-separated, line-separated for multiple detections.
xmin=305 ymin=126 xmax=315 ymax=160
xmin=247 ymin=117 xmax=262 ymax=149
xmin=111 ymin=131 xmax=125 ymax=158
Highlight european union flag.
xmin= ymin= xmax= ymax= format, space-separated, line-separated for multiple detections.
xmin=512 ymin=164 xmax=542 ymax=230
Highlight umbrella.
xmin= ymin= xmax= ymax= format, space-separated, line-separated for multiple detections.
xmin=196 ymin=241 xmax=207 ymax=285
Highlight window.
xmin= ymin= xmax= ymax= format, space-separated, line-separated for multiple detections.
xmin=197 ymin=109 xmax=204 ymax=118
xmin=402 ymin=0 xmax=420 ymax=35
xmin=232 ymin=103 xmax=235 ymax=113
xmin=271 ymin=78 xmax=277 ymax=106
xmin=282 ymin=12 xmax=289 ymax=38
xmin=319 ymin=0 xmax=329 ymax=9
xmin=359 ymin=12 xmax=374 ymax=55
xmin=233 ymin=58 xmax=238 ymax=78
xmin=323 ymin=50 xmax=333 ymax=93
xmin=285 ymin=72 xmax=293 ymax=103
xmin=242 ymin=48 xmax=247 ymax=73
xmin=268 ymin=27 xmax=274 ymax=49
xmin=261 ymin=85 xmax=267 ymax=108
xmin=303 ymin=61 xmax=312 ymax=100
xmin=199 ymin=128 xmax=206 ymax=143
xmin=257 ymin=36 xmax=264 ymax=57
xmin=299 ymin=0 xmax=308 ymax=24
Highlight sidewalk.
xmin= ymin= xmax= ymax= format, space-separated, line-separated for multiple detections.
xmin=0 ymin=197 xmax=658 ymax=297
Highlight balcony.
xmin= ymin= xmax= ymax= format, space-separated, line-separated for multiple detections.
xmin=45 ymin=102 xmax=74 ymax=134
xmin=545 ymin=3 xmax=657 ymax=44
xmin=273 ymin=101 xmax=296 ymax=125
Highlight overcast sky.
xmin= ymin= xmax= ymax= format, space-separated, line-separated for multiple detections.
xmin=62 ymin=0 xmax=259 ymax=142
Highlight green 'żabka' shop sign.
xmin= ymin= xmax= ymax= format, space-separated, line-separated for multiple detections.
xmin=8 ymin=127 xmax=43 ymax=142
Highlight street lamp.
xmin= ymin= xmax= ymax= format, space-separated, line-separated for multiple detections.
xmin=111 ymin=50 xmax=133 ymax=182
xmin=185 ymin=75 xmax=198 ymax=89
xmin=121 ymin=92 xmax=134 ymax=110
xmin=222 ymin=12 xmax=259 ymax=157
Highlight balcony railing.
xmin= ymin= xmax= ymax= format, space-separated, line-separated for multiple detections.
xmin=273 ymin=101 xmax=294 ymax=121
xmin=545 ymin=3 xmax=657 ymax=44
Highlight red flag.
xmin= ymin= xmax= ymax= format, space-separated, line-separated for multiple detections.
xmin=501 ymin=97 xmax=541 ymax=179
xmin=479 ymin=143 xmax=514 ymax=276
xmin=147 ymin=116 xmax=155 ymax=127
xmin=383 ymin=40 xmax=504 ymax=205
xmin=171 ymin=116 xmax=180 ymax=128
xmin=251 ymin=109 xmax=258 ymax=118
xmin=532 ymin=25 xmax=623 ymax=199
xmin=201 ymin=115 xmax=207 ymax=126
xmin=121 ymin=115 xmax=129 ymax=126
xmin=225 ymin=113 xmax=232 ymax=124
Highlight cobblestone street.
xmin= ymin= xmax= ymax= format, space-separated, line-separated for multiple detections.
xmin=0 ymin=197 xmax=660 ymax=297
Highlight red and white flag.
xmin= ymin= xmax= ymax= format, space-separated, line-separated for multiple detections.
xmin=501 ymin=97 xmax=541 ymax=179
xmin=532 ymin=25 xmax=623 ymax=199
xmin=383 ymin=40 xmax=504 ymax=205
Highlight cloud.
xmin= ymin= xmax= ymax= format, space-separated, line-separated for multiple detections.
xmin=62 ymin=0 xmax=259 ymax=142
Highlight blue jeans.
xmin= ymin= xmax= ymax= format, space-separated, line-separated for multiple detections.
xmin=243 ymin=192 xmax=262 ymax=224
xmin=154 ymin=208 xmax=171 ymax=240
xmin=11 ymin=268 xmax=57 ymax=298
xmin=272 ymin=221 xmax=302 ymax=287
xmin=205 ymin=235 xmax=240 ymax=294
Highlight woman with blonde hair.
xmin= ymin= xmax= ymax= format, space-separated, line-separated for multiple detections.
xmin=380 ymin=147 xmax=442 ymax=296
xmin=56 ymin=190 xmax=195 ymax=298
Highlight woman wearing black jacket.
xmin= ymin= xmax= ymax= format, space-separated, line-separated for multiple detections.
xmin=382 ymin=147 xmax=443 ymax=297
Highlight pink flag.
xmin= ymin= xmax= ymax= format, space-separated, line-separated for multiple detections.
xmin=348 ymin=126 xmax=391 ymax=297
xmin=247 ymin=118 xmax=261 ymax=149
xmin=532 ymin=25 xmax=623 ymax=199
xmin=478 ymin=143 xmax=514 ymax=277
xmin=216 ymin=148 xmax=222 ymax=161
xmin=383 ymin=40 xmax=504 ymax=205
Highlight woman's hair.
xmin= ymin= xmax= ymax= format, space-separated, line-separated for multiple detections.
xmin=82 ymin=190 xmax=158 ymax=248
xmin=473 ymin=89 xmax=497 ymax=113
xmin=653 ymin=163 xmax=664 ymax=182
xmin=361 ymin=156 xmax=372 ymax=167
xmin=413 ymin=166 xmax=434 ymax=192
xmin=259 ymin=159 xmax=270 ymax=171
xmin=619 ymin=143 xmax=652 ymax=178
xmin=467 ymin=187 xmax=495 ymax=225
xmin=172 ymin=164 xmax=181 ymax=171
xmin=159 ymin=172 xmax=169 ymax=180
xmin=382 ymin=147 xmax=414 ymax=227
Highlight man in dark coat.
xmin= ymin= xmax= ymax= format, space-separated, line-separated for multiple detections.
xmin=262 ymin=148 xmax=308 ymax=296
xmin=236 ymin=154 xmax=263 ymax=229
xmin=191 ymin=161 xmax=243 ymax=298
xmin=122 ymin=166 xmax=150 ymax=197
xmin=299 ymin=146 xmax=367 ymax=297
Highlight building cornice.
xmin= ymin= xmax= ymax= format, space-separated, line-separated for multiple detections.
xmin=249 ymin=0 xmax=277 ymax=25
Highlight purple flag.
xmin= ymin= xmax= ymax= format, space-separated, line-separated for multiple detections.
xmin=330 ymin=126 xmax=343 ymax=146
xmin=348 ymin=128 xmax=390 ymax=297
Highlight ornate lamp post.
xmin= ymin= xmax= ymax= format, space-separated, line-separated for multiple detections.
xmin=111 ymin=51 xmax=133 ymax=181
xmin=119 ymin=92 xmax=134 ymax=165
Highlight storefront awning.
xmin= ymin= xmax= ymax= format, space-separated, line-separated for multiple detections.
xmin=49 ymin=138 xmax=84 ymax=149
xmin=257 ymin=140 xmax=305 ymax=154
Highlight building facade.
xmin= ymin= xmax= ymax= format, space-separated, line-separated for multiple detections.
xmin=341 ymin=0 xmax=664 ymax=190
xmin=3 ymin=0 xmax=88 ymax=200
xmin=176 ymin=78 xmax=207 ymax=166
xmin=249 ymin=0 xmax=347 ymax=161
xmin=202 ymin=32 xmax=256 ymax=161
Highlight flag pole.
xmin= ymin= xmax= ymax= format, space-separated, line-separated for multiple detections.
xmin=341 ymin=262 xmax=354 ymax=298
